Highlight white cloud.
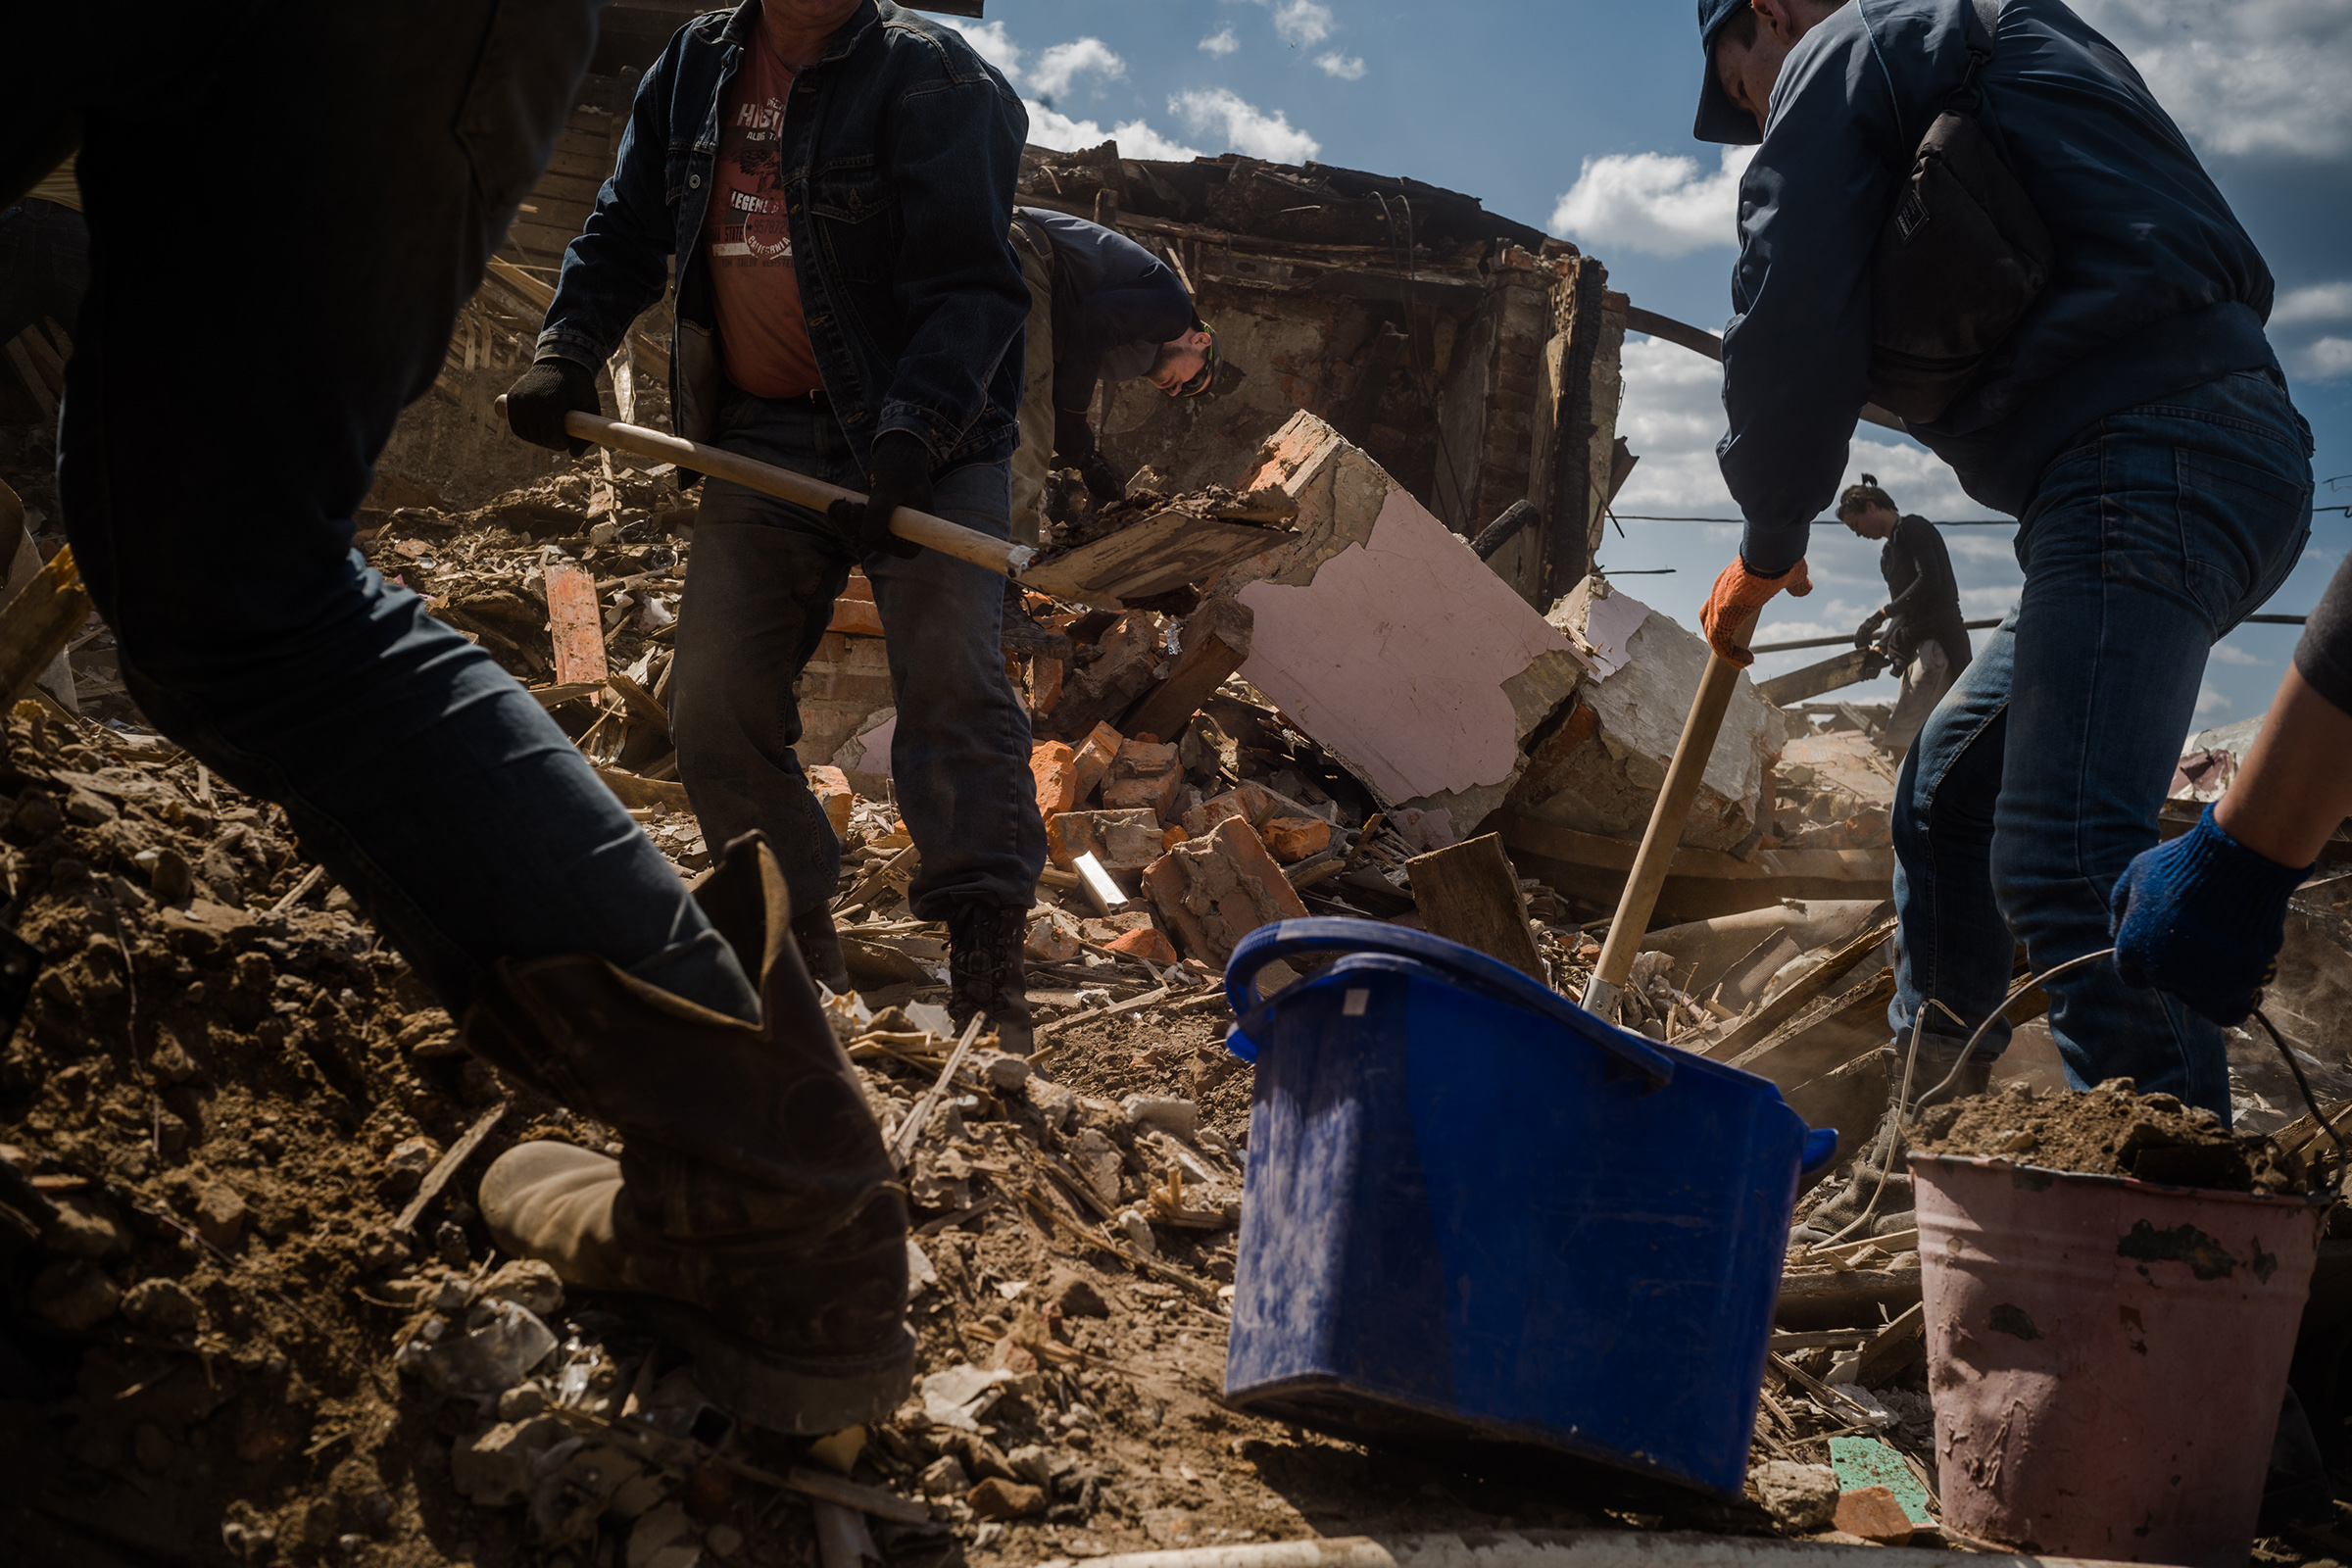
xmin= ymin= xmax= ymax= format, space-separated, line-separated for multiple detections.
xmin=1026 ymin=37 xmax=1125 ymax=99
xmin=1025 ymin=101 xmax=1202 ymax=162
xmin=1272 ymin=0 xmax=1336 ymax=47
xmin=1549 ymin=146 xmax=1755 ymax=259
xmin=1170 ymin=88 xmax=1321 ymax=163
xmin=2295 ymin=336 xmax=2352 ymax=381
xmin=2070 ymin=0 xmax=2352 ymax=159
xmin=2195 ymin=681 xmax=2233 ymax=717
xmin=2273 ymin=282 xmax=2352 ymax=325
xmin=939 ymin=18 xmax=1021 ymax=81
xmin=1315 ymin=52 xmax=1367 ymax=79
xmin=1200 ymin=24 xmax=1240 ymax=55
xmin=2209 ymin=643 xmax=2271 ymax=665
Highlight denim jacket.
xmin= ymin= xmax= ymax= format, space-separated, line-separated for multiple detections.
xmin=534 ymin=0 xmax=1029 ymax=472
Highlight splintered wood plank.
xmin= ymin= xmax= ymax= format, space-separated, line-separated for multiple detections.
xmin=544 ymin=562 xmax=609 ymax=687
xmin=1021 ymin=511 xmax=1287 ymax=608
xmin=1122 ymin=594 xmax=1252 ymax=744
xmin=0 ymin=541 xmax=92 ymax=706
xmin=1406 ymin=832 xmax=1546 ymax=979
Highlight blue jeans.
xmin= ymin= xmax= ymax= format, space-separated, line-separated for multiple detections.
xmin=5 ymin=0 xmax=759 ymax=1022
xmin=1889 ymin=370 xmax=2315 ymax=1119
xmin=671 ymin=392 xmax=1045 ymax=919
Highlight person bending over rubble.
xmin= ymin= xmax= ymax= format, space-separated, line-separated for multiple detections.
xmin=2113 ymin=552 xmax=2352 ymax=1031
xmin=9 ymin=0 xmax=922 ymax=1434
xmin=1686 ymin=0 xmax=2314 ymax=1243
xmin=1837 ymin=476 xmax=1971 ymax=758
xmin=1004 ymin=207 xmax=1217 ymax=545
xmin=504 ymin=1 xmax=1046 ymax=1055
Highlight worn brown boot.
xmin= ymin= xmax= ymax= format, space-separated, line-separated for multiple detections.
xmin=948 ymin=902 xmax=1033 ymax=1054
xmin=466 ymin=833 xmax=912 ymax=1432
xmin=1791 ymin=1036 xmax=1992 ymax=1247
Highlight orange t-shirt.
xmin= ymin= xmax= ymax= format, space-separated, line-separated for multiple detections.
xmin=705 ymin=19 xmax=824 ymax=399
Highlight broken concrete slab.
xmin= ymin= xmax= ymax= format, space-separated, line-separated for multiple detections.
xmin=1505 ymin=575 xmax=1787 ymax=853
xmin=1210 ymin=412 xmax=1586 ymax=843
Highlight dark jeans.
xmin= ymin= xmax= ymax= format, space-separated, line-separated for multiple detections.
xmin=0 ymin=196 xmax=86 ymax=353
xmin=0 ymin=1 xmax=758 ymax=1021
xmin=1889 ymin=370 xmax=2315 ymax=1119
xmin=673 ymin=392 xmax=1045 ymax=918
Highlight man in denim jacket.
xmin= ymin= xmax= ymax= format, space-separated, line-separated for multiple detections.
xmin=1683 ymin=0 xmax=2315 ymax=1243
xmin=506 ymin=1 xmax=1044 ymax=1044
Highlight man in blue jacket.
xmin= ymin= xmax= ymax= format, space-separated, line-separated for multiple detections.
xmin=1005 ymin=207 xmax=1214 ymax=543
xmin=506 ymin=2 xmax=1044 ymax=1038
xmin=1685 ymin=0 xmax=2315 ymax=1239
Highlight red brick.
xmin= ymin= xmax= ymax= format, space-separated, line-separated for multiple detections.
xmin=1833 ymin=1488 xmax=1918 ymax=1545
xmin=806 ymin=764 xmax=854 ymax=842
xmin=1046 ymin=808 xmax=1165 ymax=871
xmin=1030 ymin=740 xmax=1078 ymax=821
xmin=1104 ymin=925 xmax=1180 ymax=966
xmin=1141 ymin=815 xmax=1309 ymax=964
xmin=1071 ymin=721 xmax=1122 ymax=804
xmin=1102 ymin=738 xmax=1182 ymax=820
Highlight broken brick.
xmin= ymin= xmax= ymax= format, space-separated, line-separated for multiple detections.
xmin=1104 ymin=925 xmax=1179 ymax=966
xmin=966 ymin=1477 xmax=1047 ymax=1520
xmin=806 ymin=763 xmax=854 ymax=842
xmin=1102 ymin=738 xmax=1182 ymax=820
xmin=1030 ymin=740 xmax=1079 ymax=821
xmin=1141 ymin=815 xmax=1309 ymax=965
xmin=1046 ymin=808 xmax=1166 ymax=872
xmin=1184 ymin=781 xmax=1332 ymax=863
xmin=1025 ymin=908 xmax=1084 ymax=963
xmin=1833 ymin=1488 xmax=1918 ymax=1545
xmin=1071 ymin=721 xmax=1122 ymax=805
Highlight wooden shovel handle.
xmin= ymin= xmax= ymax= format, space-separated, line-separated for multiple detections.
xmin=493 ymin=399 xmax=1036 ymax=580
xmin=1584 ymin=610 xmax=1761 ymax=1012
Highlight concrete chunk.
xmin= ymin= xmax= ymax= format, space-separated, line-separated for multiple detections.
xmin=1047 ymin=808 xmax=1166 ymax=872
xmin=1142 ymin=815 xmax=1309 ymax=964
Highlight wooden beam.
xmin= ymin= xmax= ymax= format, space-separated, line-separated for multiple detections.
xmin=1758 ymin=648 xmax=1882 ymax=708
xmin=1406 ymin=832 xmax=1546 ymax=979
xmin=1121 ymin=594 xmax=1252 ymax=743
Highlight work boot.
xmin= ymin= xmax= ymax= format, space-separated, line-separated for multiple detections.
xmin=948 ymin=901 xmax=1034 ymax=1055
xmin=789 ymin=903 xmax=853 ymax=995
xmin=466 ymin=833 xmax=913 ymax=1433
xmin=1791 ymin=1035 xmax=1993 ymax=1248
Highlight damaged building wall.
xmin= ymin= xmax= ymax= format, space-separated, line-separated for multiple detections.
xmin=1019 ymin=146 xmax=1625 ymax=606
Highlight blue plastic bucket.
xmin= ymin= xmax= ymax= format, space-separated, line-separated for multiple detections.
xmin=1219 ymin=918 xmax=1837 ymax=1498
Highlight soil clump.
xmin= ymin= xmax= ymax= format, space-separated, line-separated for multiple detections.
xmin=1915 ymin=1078 xmax=2312 ymax=1194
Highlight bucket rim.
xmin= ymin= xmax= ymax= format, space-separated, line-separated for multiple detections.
xmin=1908 ymin=1151 xmax=2332 ymax=1211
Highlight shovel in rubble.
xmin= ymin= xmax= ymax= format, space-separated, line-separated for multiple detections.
xmin=1581 ymin=609 xmax=1760 ymax=1022
xmin=497 ymin=404 xmax=1288 ymax=611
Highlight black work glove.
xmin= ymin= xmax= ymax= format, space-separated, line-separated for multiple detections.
xmin=1078 ymin=449 xmax=1126 ymax=505
xmin=505 ymin=356 xmax=601 ymax=454
xmin=1882 ymin=614 xmax=1917 ymax=667
xmin=1051 ymin=406 xmax=1096 ymax=468
xmin=1854 ymin=608 xmax=1887 ymax=651
xmin=827 ymin=429 xmax=929 ymax=561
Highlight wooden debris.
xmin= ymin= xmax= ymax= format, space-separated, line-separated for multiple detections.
xmin=0 ymin=543 xmax=93 ymax=708
xmin=1405 ymin=832 xmax=1545 ymax=979
xmin=888 ymin=1016 xmax=986 ymax=1170
xmin=1123 ymin=594 xmax=1252 ymax=745
xmin=593 ymin=764 xmax=689 ymax=814
xmin=1849 ymin=1299 xmax=1928 ymax=1387
xmin=393 ymin=1103 xmax=507 ymax=1234
xmin=543 ymin=561 xmax=609 ymax=687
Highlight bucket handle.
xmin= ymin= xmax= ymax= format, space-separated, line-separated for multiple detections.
xmin=1223 ymin=917 xmax=1676 ymax=1089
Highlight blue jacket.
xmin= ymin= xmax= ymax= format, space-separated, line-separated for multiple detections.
xmin=534 ymin=0 xmax=1030 ymax=473
xmin=1016 ymin=208 xmax=1195 ymax=413
xmin=1721 ymin=0 xmax=2278 ymax=573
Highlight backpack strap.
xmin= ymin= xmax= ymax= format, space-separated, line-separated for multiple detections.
xmin=1950 ymin=0 xmax=2000 ymax=113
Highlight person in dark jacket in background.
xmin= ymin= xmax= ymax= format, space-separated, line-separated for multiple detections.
xmin=1005 ymin=207 xmax=1214 ymax=546
xmin=1683 ymin=0 xmax=2314 ymax=1243
xmin=1838 ymin=475 xmax=1972 ymax=756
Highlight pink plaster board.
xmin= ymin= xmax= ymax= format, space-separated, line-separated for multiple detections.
xmin=1236 ymin=485 xmax=1570 ymax=804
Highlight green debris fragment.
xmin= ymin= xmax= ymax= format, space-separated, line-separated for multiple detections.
xmin=1829 ymin=1434 xmax=1934 ymax=1524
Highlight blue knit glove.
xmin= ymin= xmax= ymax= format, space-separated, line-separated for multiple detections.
xmin=2110 ymin=805 xmax=2312 ymax=1026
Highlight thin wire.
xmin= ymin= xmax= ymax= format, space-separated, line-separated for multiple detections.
xmin=2253 ymin=1004 xmax=2352 ymax=1194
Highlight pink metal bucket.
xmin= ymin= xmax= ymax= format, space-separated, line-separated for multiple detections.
xmin=1913 ymin=1153 xmax=2328 ymax=1566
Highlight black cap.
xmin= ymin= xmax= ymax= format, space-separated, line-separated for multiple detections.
xmin=1695 ymin=0 xmax=1763 ymax=145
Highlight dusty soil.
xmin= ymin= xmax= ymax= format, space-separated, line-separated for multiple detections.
xmin=1915 ymin=1078 xmax=2312 ymax=1194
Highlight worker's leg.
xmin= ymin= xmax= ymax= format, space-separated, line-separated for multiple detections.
xmin=1886 ymin=622 xmax=2021 ymax=1057
xmin=1879 ymin=641 xmax=1950 ymax=759
xmin=30 ymin=0 xmax=756 ymax=1020
xmin=666 ymin=396 xmax=857 ymax=918
xmin=863 ymin=458 xmax=1047 ymax=916
xmin=0 ymin=198 xmax=86 ymax=353
xmin=1990 ymin=369 xmax=2313 ymax=1119
xmin=1005 ymin=221 xmax=1056 ymax=550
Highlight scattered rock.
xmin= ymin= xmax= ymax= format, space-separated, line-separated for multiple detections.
xmin=1006 ymin=1444 xmax=1054 ymax=1486
xmin=918 ymin=1454 xmax=970 ymax=1496
xmin=496 ymin=1382 xmax=548 ymax=1422
xmin=968 ymin=1477 xmax=1048 ymax=1520
xmin=1751 ymin=1460 xmax=1838 ymax=1532
xmin=38 ymin=1190 xmax=129 ymax=1258
xmin=383 ymin=1137 xmax=438 ymax=1194
xmin=1113 ymin=1207 xmax=1157 ymax=1257
xmin=1048 ymin=1267 xmax=1109 ymax=1319
xmin=30 ymin=1258 xmax=122 ymax=1330
xmin=1834 ymin=1487 xmax=1920 ymax=1544
xmin=193 ymin=1181 xmax=248 ymax=1250
xmin=451 ymin=1415 xmax=570 ymax=1507
xmin=122 ymin=1276 xmax=201 ymax=1333
xmin=1121 ymin=1095 xmax=1199 ymax=1140
xmin=479 ymin=1257 xmax=564 ymax=1317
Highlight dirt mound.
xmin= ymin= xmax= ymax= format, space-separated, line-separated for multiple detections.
xmin=1914 ymin=1077 xmax=2311 ymax=1194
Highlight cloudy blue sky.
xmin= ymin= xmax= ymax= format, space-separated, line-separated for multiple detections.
xmin=944 ymin=0 xmax=2352 ymax=729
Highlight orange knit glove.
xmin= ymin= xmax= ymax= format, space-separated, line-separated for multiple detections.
xmin=1700 ymin=556 xmax=1812 ymax=666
